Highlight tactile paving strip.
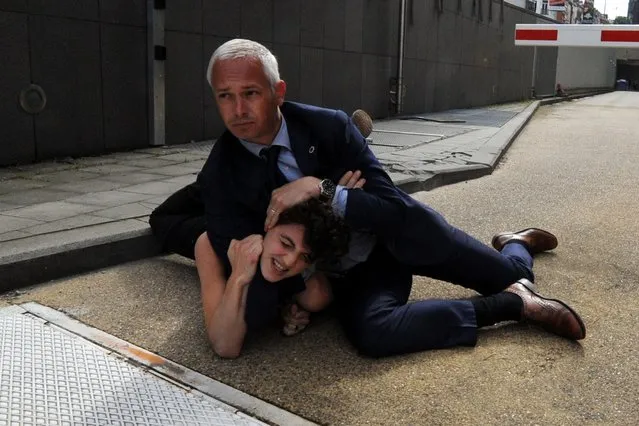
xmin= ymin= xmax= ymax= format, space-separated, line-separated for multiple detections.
xmin=0 ymin=308 xmax=264 ymax=426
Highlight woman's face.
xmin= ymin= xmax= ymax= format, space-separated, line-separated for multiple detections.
xmin=260 ymin=223 xmax=312 ymax=282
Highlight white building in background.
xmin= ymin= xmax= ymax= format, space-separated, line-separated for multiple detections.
xmin=506 ymin=0 xmax=586 ymax=23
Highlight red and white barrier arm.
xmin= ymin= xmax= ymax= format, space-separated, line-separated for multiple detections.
xmin=515 ymin=24 xmax=639 ymax=48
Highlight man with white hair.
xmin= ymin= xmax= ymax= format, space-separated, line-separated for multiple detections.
xmin=150 ymin=38 xmax=585 ymax=358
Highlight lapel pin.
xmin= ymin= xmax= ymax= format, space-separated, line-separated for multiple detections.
xmin=309 ymin=146 xmax=315 ymax=154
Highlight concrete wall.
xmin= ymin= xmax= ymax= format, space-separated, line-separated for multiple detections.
xmin=555 ymin=47 xmax=617 ymax=90
xmin=0 ymin=0 xmax=557 ymax=166
xmin=0 ymin=0 xmax=148 ymax=165
xmin=165 ymin=0 xmax=559 ymax=143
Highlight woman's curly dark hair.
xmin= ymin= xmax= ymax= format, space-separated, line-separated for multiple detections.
xmin=275 ymin=198 xmax=350 ymax=263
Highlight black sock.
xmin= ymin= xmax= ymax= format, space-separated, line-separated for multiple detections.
xmin=471 ymin=292 xmax=523 ymax=328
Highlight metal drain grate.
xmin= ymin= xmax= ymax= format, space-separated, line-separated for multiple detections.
xmin=0 ymin=308 xmax=264 ymax=426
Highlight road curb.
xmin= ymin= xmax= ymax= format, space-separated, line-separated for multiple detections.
xmin=393 ymin=88 xmax=611 ymax=193
xmin=1 ymin=226 xmax=160 ymax=293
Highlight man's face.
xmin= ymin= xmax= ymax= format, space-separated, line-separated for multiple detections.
xmin=260 ymin=223 xmax=312 ymax=283
xmin=211 ymin=58 xmax=286 ymax=145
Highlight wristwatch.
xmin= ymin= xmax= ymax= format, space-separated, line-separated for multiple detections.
xmin=318 ymin=179 xmax=336 ymax=203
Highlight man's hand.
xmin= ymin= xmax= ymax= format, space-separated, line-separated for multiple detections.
xmin=339 ymin=170 xmax=366 ymax=189
xmin=227 ymin=235 xmax=263 ymax=285
xmin=281 ymin=302 xmax=311 ymax=336
xmin=265 ymin=176 xmax=321 ymax=231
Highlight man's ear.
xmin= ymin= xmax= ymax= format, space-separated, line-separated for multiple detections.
xmin=274 ymin=80 xmax=287 ymax=106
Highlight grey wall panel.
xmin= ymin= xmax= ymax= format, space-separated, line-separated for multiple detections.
xmin=99 ymin=0 xmax=146 ymax=27
xmin=457 ymin=65 xmax=473 ymax=108
xmin=0 ymin=11 xmax=34 ymax=165
xmin=241 ymin=0 xmax=273 ymax=43
xmin=299 ymin=47 xmax=323 ymax=106
xmin=323 ymin=0 xmax=345 ymax=50
xmin=272 ymin=44 xmax=300 ymax=102
xmin=459 ymin=0 xmax=473 ymax=19
xmin=300 ymin=1 xmax=323 ymax=48
xmin=475 ymin=24 xmax=491 ymax=67
xmin=484 ymin=29 xmax=500 ymax=68
xmin=361 ymin=54 xmax=392 ymax=118
xmin=405 ymin=0 xmax=435 ymax=61
xmin=203 ymin=36 xmax=230 ymax=140
xmin=28 ymin=0 xmax=98 ymax=20
xmin=401 ymin=58 xmax=426 ymax=113
xmin=274 ymin=0 xmax=300 ymax=45
xmin=489 ymin=1 xmax=502 ymax=30
xmin=166 ymin=0 xmax=202 ymax=33
xmin=0 ymin=0 xmax=27 ymax=12
xmin=203 ymin=0 xmax=240 ymax=37
xmin=422 ymin=6 xmax=439 ymax=61
xmin=323 ymin=50 xmax=362 ymax=114
xmin=101 ymin=24 xmax=147 ymax=150
xmin=362 ymin=0 xmax=398 ymax=57
xmin=460 ymin=17 xmax=479 ymax=66
xmin=436 ymin=11 xmax=460 ymax=65
xmin=436 ymin=0 xmax=452 ymax=14
xmin=30 ymin=15 xmax=103 ymax=159
xmin=557 ymin=47 xmax=616 ymax=89
xmin=434 ymin=62 xmax=460 ymax=111
xmin=344 ymin=0 xmax=363 ymax=53
xmin=535 ymin=46 xmax=558 ymax=96
xmin=165 ymin=31 xmax=203 ymax=145
xmin=423 ymin=60 xmax=437 ymax=113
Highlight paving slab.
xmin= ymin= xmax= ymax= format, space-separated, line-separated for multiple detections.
xmin=50 ymin=178 xmax=130 ymax=193
xmin=20 ymin=214 xmax=115 ymax=235
xmin=0 ymin=215 xmax=43 ymax=234
xmin=79 ymin=164 xmax=144 ymax=175
xmin=0 ymin=230 xmax=31 ymax=242
xmin=0 ymin=178 xmax=48 ymax=195
xmin=119 ymin=181 xmax=187 ymax=196
xmin=159 ymin=152 xmax=211 ymax=162
xmin=64 ymin=189 xmax=156 ymax=207
xmin=142 ymin=164 xmax=202 ymax=177
xmin=1 ymin=201 xmax=101 ymax=222
xmin=116 ymin=157 xmax=183 ymax=168
xmin=28 ymin=170 xmax=102 ymax=184
xmin=100 ymin=172 xmax=172 ymax=185
xmin=0 ymin=189 xmax=73 ymax=206
xmin=0 ymin=202 xmax=23 ymax=212
xmin=91 ymin=203 xmax=154 ymax=220
xmin=139 ymin=196 xmax=170 ymax=207
xmin=163 ymin=174 xmax=200 ymax=185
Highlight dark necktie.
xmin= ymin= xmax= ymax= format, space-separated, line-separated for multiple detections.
xmin=260 ymin=145 xmax=287 ymax=192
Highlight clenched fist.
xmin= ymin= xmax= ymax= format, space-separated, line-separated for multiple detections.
xmin=227 ymin=235 xmax=264 ymax=285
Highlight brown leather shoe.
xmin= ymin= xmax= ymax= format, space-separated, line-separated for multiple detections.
xmin=505 ymin=279 xmax=586 ymax=340
xmin=491 ymin=228 xmax=558 ymax=254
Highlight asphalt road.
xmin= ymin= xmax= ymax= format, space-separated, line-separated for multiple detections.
xmin=4 ymin=92 xmax=639 ymax=425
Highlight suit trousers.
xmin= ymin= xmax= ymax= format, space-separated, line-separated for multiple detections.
xmin=334 ymin=232 xmax=533 ymax=358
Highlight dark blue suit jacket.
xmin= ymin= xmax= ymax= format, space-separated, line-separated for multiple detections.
xmin=197 ymin=102 xmax=454 ymax=324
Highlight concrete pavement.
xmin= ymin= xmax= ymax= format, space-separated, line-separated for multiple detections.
xmin=0 ymin=100 xmax=543 ymax=291
xmin=4 ymin=91 xmax=638 ymax=425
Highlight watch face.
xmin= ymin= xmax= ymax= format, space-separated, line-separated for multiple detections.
xmin=320 ymin=179 xmax=335 ymax=201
